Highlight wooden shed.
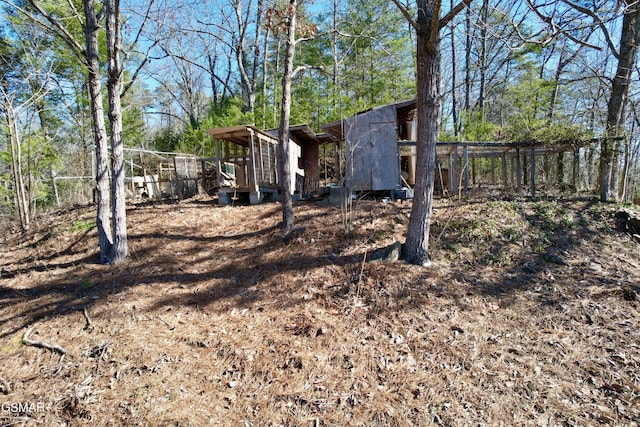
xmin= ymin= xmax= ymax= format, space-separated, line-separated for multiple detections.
xmin=322 ymin=99 xmax=610 ymax=198
xmin=322 ymin=100 xmax=417 ymax=192
xmin=208 ymin=124 xmax=333 ymax=204
xmin=280 ymin=124 xmax=337 ymax=194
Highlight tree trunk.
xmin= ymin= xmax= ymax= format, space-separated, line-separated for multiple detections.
xmin=403 ymin=0 xmax=441 ymax=266
xmin=84 ymin=0 xmax=113 ymax=263
xmin=4 ymin=106 xmax=30 ymax=231
xmin=234 ymin=0 xmax=257 ymax=116
xmin=262 ymin=25 xmax=271 ymax=128
xmin=478 ymin=0 xmax=489 ymax=118
xmin=464 ymin=5 xmax=471 ymax=112
xmin=602 ymin=1 xmax=640 ymax=202
xmin=277 ymin=0 xmax=297 ymax=234
xmin=450 ymin=0 xmax=458 ymax=137
xmin=106 ymin=0 xmax=128 ymax=263
xmin=619 ymin=136 xmax=631 ymax=200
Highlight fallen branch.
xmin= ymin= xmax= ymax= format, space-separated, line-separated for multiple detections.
xmin=23 ymin=326 xmax=67 ymax=355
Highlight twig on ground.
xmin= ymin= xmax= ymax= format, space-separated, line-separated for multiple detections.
xmin=0 ymin=416 xmax=43 ymax=425
xmin=0 ymin=375 xmax=11 ymax=394
xmin=83 ymin=307 xmax=92 ymax=330
xmin=356 ymin=250 xmax=367 ymax=298
xmin=157 ymin=316 xmax=175 ymax=330
xmin=580 ymin=301 xmax=594 ymax=325
xmin=435 ymin=201 xmax=463 ymax=245
xmin=23 ymin=326 xmax=67 ymax=355
xmin=12 ymin=288 xmax=30 ymax=297
xmin=54 ymin=354 xmax=65 ymax=376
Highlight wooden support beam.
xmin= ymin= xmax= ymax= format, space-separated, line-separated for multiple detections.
xmin=491 ymin=157 xmax=496 ymax=184
xmin=335 ymin=142 xmax=342 ymax=181
xmin=463 ymin=145 xmax=469 ymax=193
xmin=516 ymin=148 xmax=522 ymax=193
xmin=130 ymin=159 xmax=135 ymax=192
xmin=502 ymin=155 xmax=508 ymax=190
xmin=450 ymin=149 xmax=458 ymax=194
xmin=523 ymin=151 xmax=528 ymax=186
xmin=531 ymin=146 xmax=536 ymax=198
xmin=471 ymin=154 xmax=477 ymax=186
xmin=248 ymin=131 xmax=258 ymax=190
xmin=572 ymin=148 xmax=579 ymax=189
xmin=215 ymin=139 xmax=222 ymax=188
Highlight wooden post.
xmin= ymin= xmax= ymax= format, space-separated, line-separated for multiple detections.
xmin=450 ymin=149 xmax=458 ymax=194
xmin=491 ymin=157 xmax=496 ymax=184
xmin=523 ymin=151 xmax=528 ymax=186
xmin=502 ymin=154 xmax=508 ymax=190
xmin=248 ymin=131 xmax=258 ymax=190
xmin=408 ymin=146 xmax=416 ymax=185
xmin=323 ymin=144 xmax=327 ymax=182
xmin=257 ymin=135 xmax=265 ymax=182
xmin=471 ymin=154 xmax=476 ymax=186
xmin=572 ymin=148 xmax=579 ymax=190
xmin=215 ymin=138 xmax=222 ymax=188
xmin=52 ymin=174 xmax=60 ymax=207
xmin=130 ymin=159 xmax=135 ymax=192
xmin=516 ymin=148 xmax=522 ymax=193
xmin=531 ymin=146 xmax=536 ymax=198
xmin=463 ymin=145 xmax=469 ymax=193
xmin=334 ymin=142 xmax=342 ymax=181
xmin=243 ymin=145 xmax=248 ymax=186
xmin=448 ymin=154 xmax=453 ymax=194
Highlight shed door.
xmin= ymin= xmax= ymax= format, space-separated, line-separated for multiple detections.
xmin=369 ymin=108 xmax=399 ymax=191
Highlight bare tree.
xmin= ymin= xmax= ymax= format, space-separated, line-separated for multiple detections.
xmin=270 ymin=0 xmax=317 ymax=234
xmin=0 ymin=85 xmax=48 ymax=231
xmin=602 ymin=1 xmax=640 ymax=202
xmin=392 ymin=0 xmax=472 ymax=265
xmin=84 ymin=0 xmax=114 ymax=262
xmin=105 ymin=0 xmax=127 ymax=263
xmin=276 ymin=0 xmax=299 ymax=234
xmin=4 ymin=0 xmax=160 ymax=263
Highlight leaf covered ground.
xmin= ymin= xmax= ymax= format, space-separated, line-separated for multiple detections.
xmin=1 ymin=193 xmax=639 ymax=426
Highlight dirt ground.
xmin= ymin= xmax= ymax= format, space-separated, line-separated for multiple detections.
xmin=1 ymin=192 xmax=639 ymax=426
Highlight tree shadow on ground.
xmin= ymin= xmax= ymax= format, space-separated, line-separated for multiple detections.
xmin=430 ymin=197 xmax=639 ymax=307
xmin=2 ymin=196 xmax=638 ymax=341
xmin=0 ymin=220 xmax=363 ymax=338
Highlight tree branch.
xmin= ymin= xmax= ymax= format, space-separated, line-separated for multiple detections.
xmin=22 ymin=326 xmax=67 ymax=355
xmin=391 ymin=0 xmax=418 ymax=30
xmin=65 ymin=0 xmax=84 ymax=28
xmin=4 ymin=0 xmax=87 ymax=64
xmin=292 ymin=64 xmax=323 ymax=78
xmin=122 ymin=39 xmax=159 ymax=97
xmin=429 ymin=0 xmax=443 ymax=48
xmin=439 ymin=0 xmax=473 ymax=30
xmin=525 ymin=0 xmax=608 ymax=54
xmin=561 ymin=0 xmax=619 ymax=57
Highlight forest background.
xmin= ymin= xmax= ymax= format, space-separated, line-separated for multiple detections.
xmin=1 ymin=0 xmax=639 ymax=234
